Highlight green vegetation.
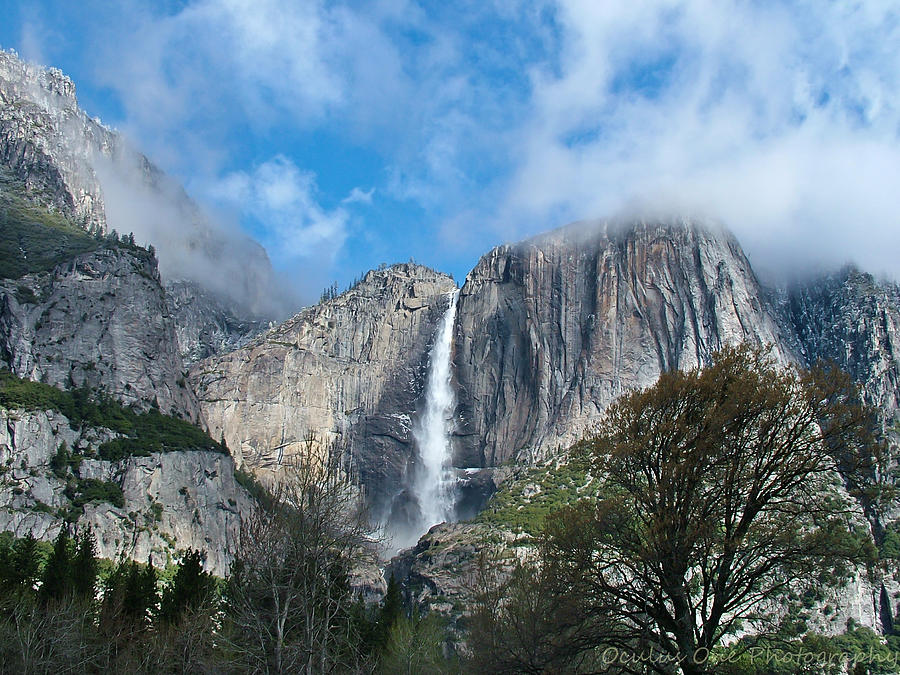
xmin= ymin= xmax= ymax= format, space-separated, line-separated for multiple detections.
xmin=0 ymin=170 xmax=100 ymax=278
xmin=97 ymin=408 xmax=225 ymax=459
xmin=159 ymin=549 xmax=216 ymax=624
xmin=0 ymin=170 xmax=156 ymax=280
xmin=0 ymin=530 xmax=227 ymax=672
xmin=14 ymin=284 xmax=39 ymax=304
xmin=469 ymin=345 xmax=878 ymax=675
xmin=234 ymin=466 xmax=268 ymax=503
xmin=473 ymin=448 xmax=597 ymax=535
xmin=0 ymin=463 xmax=459 ymax=674
xmin=0 ymin=370 xmax=225 ymax=459
xmin=66 ymin=477 xmax=125 ymax=510
xmin=880 ymin=521 xmax=900 ymax=560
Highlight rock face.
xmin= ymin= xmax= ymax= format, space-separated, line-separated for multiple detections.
xmin=191 ymin=264 xmax=457 ymax=522
xmin=0 ymin=247 xmax=201 ymax=420
xmin=787 ymin=267 xmax=900 ymax=529
xmin=0 ymin=49 xmax=281 ymax=362
xmin=0 ymin=405 xmax=251 ymax=575
xmin=166 ymin=280 xmax=267 ymax=367
xmin=787 ymin=267 xmax=900 ymax=429
xmin=0 ymin=50 xmax=111 ymax=230
xmin=453 ymin=220 xmax=797 ymax=467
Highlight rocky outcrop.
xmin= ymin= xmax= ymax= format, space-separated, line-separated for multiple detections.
xmin=453 ymin=219 xmax=798 ymax=467
xmin=0 ymin=405 xmax=251 ymax=575
xmin=0 ymin=49 xmax=281 ymax=358
xmin=191 ymin=264 xmax=457 ymax=522
xmin=0 ymin=247 xmax=201 ymax=420
xmin=166 ymin=280 xmax=267 ymax=367
xmin=0 ymin=49 xmax=112 ymax=230
xmin=787 ymin=267 xmax=900 ymax=528
xmin=787 ymin=267 xmax=900 ymax=428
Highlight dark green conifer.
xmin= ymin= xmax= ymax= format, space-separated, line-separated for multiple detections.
xmin=122 ymin=559 xmax=158 ymax=622
xmin=160 ymin=549 xmax=216 ymax=623
xmin=13 ymin=532 xmax=41 ymax=588
xmin=71 ymin=528 xmax=98 ymax=599
xmin=40 ymin=529 xmax=72 ymax=601
xmin=372 ymin=573 xmax=404 ymax=651
xmin=50 ymin=441 xmax=69 ymax=478
xmin=381 ymin=573 xmax=403 ymax=628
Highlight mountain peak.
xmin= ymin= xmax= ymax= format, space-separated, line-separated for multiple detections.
xmin=0 ymin=49 xmax=78 ymax=110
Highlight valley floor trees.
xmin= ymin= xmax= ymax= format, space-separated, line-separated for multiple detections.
xmin=223 ymin=443 xmax=377 ymax=674
xmin=546 ymin=344 xmax=877 ymax=674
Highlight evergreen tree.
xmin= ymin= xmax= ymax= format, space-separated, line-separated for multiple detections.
xmin=123 ymin=559 xmax=158 ymax=623
xmin=50 ymin=441 xmax=70 ymax=478
xmin=372 ymin=573 xmax=403 ymax=651
xmin=103 ymin=558 xmax=159 ymax=629
xmin=40 ymin=529 xmax=72 ymax=601
xmin=71 ymin=529 xmax=98 ymax=599
xmin=0 ymin=532 xmax=15 ymax=593
xmin=160 ymin=549 xmax=216 ymax=623
xmin=12 ymin=532 xmax=41 ymax=589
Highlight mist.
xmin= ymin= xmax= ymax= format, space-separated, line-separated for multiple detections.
xmin=92 ymin=145 xmax=300 ymax=320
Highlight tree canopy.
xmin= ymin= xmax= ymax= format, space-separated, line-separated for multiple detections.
xmin=541 ymin=344 xmax=878 ymax=674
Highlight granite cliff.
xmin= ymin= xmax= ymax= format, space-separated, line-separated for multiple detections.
xmin=0 ymin=50 xmax=111 ymax=231
xmin=0 ymin=49 xmax=281 ymax=367
xmin=0 ymin=402 xmax=252 ymax=575
xmin=4 ymin=49 xmax=900 ymax=640
xmin=191 ymin=264 xmax=458 ymax=527
xmin=0 ymin=244 xmax=201 ymax=420
xmin=452 ymin=219 xmax=798 ymax=467
xmin=0 ymin=50 xmax=264 ymax=571
xmin=787 ymin=267 xmax=900 ymax=432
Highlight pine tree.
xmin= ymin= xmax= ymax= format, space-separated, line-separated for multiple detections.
xmin=50 ymin=441 xmax=70 ymax=478
xmin=12 ymin=532 xmax=41 ymax=589
xmin=380 ymin=574 xmax=403 ymax=635
xmin=0 ymin=532 xmax=15 ymax=593
xmin=71 ymin=529 xmax=98 ymax=599
xmin=160 ymin=549 xmax=216 ymax=623
xmin=141 ymin=562 xmax=159 ymax=620
xmin=41 ymin=529 xmax=72 ymax=601
xmin=122 ymin=559 xmax=158 ymax=623
xmin=368 ymin=573 xmax=404 ymax=654
xmin=103 ymin=558 xmax=159 ymax=629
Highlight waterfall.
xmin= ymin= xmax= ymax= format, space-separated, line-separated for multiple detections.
xmin=412 ymin=289 xmax=459 ymax=531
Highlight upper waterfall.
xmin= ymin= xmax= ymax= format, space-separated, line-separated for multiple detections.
xmin=412 ymin=289 xmax=460 ymax=532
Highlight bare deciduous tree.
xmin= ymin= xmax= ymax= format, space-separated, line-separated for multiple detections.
xmin=224 ymin=435 xmax=375 ymax=674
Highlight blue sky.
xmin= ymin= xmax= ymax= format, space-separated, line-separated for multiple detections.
xmin=2 ymin=1 xmax=899 ymax=302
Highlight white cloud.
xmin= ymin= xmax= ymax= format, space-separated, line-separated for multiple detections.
xmin=209 ymin=156 xmax=348 ymax=265
xmin=342 ymin=187 xmax=375 ymax=205
xmin=25 ymin=0 xmax=900 ymax=284
xmin=495 ymin=0 xmax=900 ymax=280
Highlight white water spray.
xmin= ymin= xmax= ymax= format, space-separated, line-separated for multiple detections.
xmin=412 ymin=290 xmax=459 ymax=531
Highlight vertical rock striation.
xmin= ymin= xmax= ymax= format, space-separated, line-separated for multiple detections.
xmin=166 ymin=280 xmax=267 ymax=367
xmin=453 ymin=219 xmax=797 ymax=466
xmin=786 ymin=267 xmax=900 ymax=525
xmin=787 ymin=266 xmax=900 ymax=425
